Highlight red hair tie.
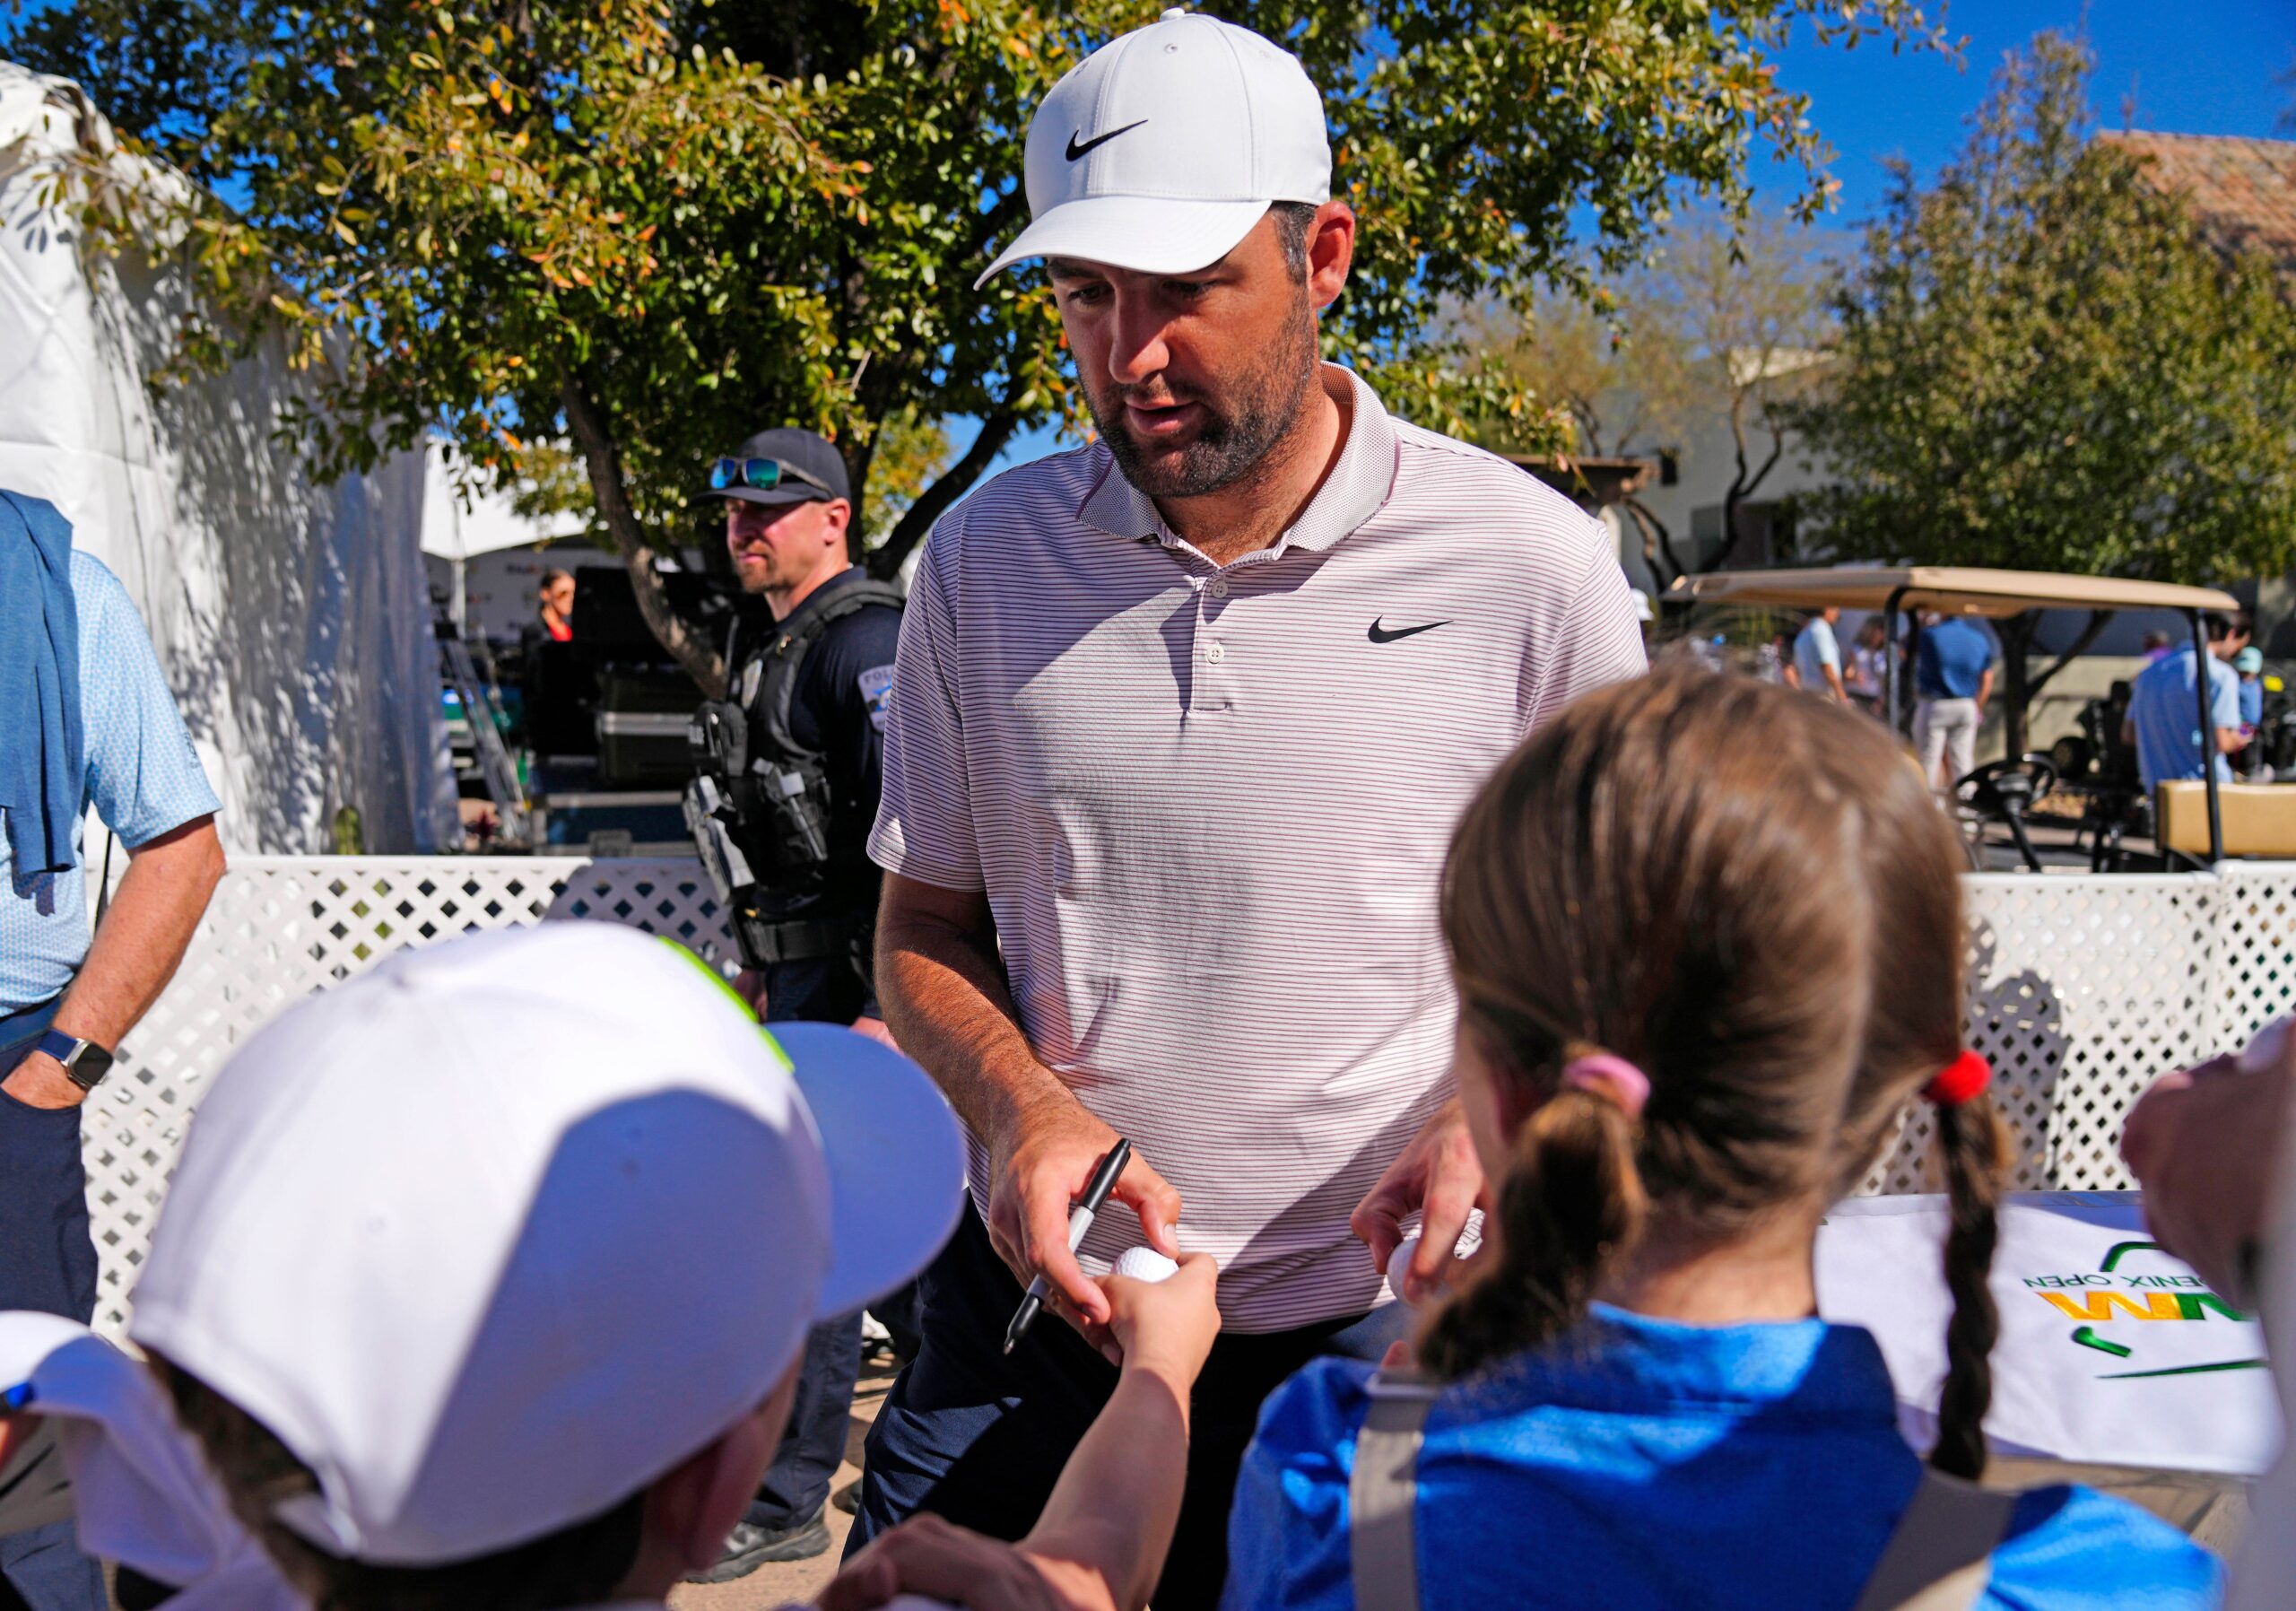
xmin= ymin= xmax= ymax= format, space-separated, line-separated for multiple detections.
xmin=1925 ymin=1049 xmax=1991 ymax=1107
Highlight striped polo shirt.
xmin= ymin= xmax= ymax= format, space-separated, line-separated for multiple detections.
xmin=869 ymin=365 xmax=1646 ymax=1330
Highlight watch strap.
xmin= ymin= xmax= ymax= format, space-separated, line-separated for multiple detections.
xmin=30 ymin=1030 xmax=113 ymax=1091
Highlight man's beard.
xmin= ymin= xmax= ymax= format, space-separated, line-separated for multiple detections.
xmin=1087 ymin=294 xmax=1321 ymax=500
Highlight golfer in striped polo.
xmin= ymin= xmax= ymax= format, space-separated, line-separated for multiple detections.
xmin=855 ymin=10 xmax=1646 ymax=1602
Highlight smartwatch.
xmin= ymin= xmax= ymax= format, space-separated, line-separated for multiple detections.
xmin=31 ymin=1031 xmax=115 ymax=1093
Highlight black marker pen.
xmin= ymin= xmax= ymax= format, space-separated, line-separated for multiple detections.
xmin=1004 ymin=1137 xmax=1132 ymax=1355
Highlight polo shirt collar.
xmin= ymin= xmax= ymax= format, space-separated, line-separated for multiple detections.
xmin=1076 ymin=364 xmax=1399 ymax=555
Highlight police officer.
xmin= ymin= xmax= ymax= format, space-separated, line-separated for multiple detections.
xmin=683 ymin=427 xmax=902 ymax=1577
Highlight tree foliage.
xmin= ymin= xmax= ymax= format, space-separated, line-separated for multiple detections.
xmin=1787 ymin=30 xmax=2296 ymax=752
xmin=8 ymin=0 xmax=1950 ymax=690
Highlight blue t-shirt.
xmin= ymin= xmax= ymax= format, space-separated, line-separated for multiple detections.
xmin=1792 ymin=617 xmax=1840 ymax=692
xmin=1917 ymin=618 xmax=1996 ymax=701
xmin=2129 ymin=645 xmax=2243 ymax=791
xmin=0 ymin=553 xmax=222 ymax=1013
xmin=1223 ymin=1306 xmax=2218 ymax=1611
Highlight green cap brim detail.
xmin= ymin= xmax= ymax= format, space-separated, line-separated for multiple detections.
xmin=657 ymin=936 xmax=796 ymax=1075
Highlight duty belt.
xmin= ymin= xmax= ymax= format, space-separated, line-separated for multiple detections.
xmin=732 ymin=909 xmax=869 ymax=966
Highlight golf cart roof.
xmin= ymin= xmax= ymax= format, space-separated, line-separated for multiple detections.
xmin=1673 ymin=566 xmax=2240 ymax=619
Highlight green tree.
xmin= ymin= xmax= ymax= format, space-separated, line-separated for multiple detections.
xmin=8 ymin=0 xmax=1949 ymax=692
xmin=1788 ymin=31 xmax=2296 ymax=756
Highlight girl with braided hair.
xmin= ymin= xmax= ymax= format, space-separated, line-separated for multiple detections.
xmin=1219 ymin=666 xmax=2218 ymax=1610
xmin=831 ymin=667 xmax=2218 ymax=1611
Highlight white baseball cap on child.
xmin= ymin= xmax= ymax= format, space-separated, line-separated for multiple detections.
xmin=974 ymin=7 xmax=1332 ymax=288
xmin=126 ymin=923 xmax=965 ymax=1567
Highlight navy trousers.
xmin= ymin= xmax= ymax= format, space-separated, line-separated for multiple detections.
xmin=0 ymin=998 xmax=106 ymax=1611
xmin=749 ymin=964 xmax=870 ymax=1532
xmin=847 ymin=1207 xmax=1408 ymax=1610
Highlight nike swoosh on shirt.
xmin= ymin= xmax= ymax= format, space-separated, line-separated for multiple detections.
xmin=1369 ymin=618 xmax=1451 ymax=644
xmin=1065 ymin=121 xmax=1147 ymax=161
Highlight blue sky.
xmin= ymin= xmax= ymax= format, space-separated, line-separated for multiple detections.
xmin=978 ymin=1 xmax=2296 ymax=475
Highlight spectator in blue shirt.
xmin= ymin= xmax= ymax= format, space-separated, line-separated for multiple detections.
xmin=2126 ymin=613 xmax=2248 ymax=793
xmin=832 ymin=670 xmax=2218 ymax=1611
xmin=1791 ymin=607 xmax=1847 ymax=703
xmin=1915 ymin=614 xmax=1997 ymax=791
xmin=1 ymin=492 xmax=225 ymax=1611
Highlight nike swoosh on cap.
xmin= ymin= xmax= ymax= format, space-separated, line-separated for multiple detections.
xmin=1369 ymin=618 xmax=1451 ymax=644
xmin=1065 ymin=120 xmax=1148 ymax=161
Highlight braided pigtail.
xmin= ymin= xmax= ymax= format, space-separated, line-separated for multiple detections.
xmin=1420 ymin=1077 xmax=1648 ymax=1380
xmin=1927 ymin=1078 xmax=2008 ymax=1479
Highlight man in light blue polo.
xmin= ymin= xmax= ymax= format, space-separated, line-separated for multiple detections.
xmin=1 ymin=490 xmax=225 ymax=1610
xmin=2125 ymin=612 xmax=2249 ymax=793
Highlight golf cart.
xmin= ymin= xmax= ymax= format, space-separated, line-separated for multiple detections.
xmin=1672 ymin=567 xmax=2246 ymax=870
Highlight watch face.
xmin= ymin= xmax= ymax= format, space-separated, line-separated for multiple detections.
xmin=66 ymin=1045 xmax=115 ymax=1090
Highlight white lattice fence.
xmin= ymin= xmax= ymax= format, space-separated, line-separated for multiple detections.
xmin=75 ymin=857 xmax=2292 ymax=1336
xmin=81 ymin=857 xmax=735 ymax=1335
xmin=1858 ymin=875 xmax=2217 ymax=1196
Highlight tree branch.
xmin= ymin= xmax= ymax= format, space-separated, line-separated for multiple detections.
xmin=1622 ymin=495 xmax=1683 ymax=594
xmin=558 ymin=368 xmax=726 ymax=696
xmin=870 ymin=409 xmax=1021 ymax=579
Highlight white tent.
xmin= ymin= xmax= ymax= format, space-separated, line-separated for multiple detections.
xmin=0 ymin=62 xmax=456 ymax=852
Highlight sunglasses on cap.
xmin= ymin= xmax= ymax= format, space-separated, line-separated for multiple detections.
xmin=710 ymin=456 xmax=837 ymax=499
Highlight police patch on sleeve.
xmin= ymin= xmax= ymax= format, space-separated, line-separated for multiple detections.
xmin=857 ymin=665 xmax=896 ymax=731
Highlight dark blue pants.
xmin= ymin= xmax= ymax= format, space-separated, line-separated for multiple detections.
xmin=750 ymin=970 xmax=872 ymax=1533
xmin=0 ymin=998 xmax=106 ymax=1611
xmin=847 ymin=1207 xmax=1409 ymax=1610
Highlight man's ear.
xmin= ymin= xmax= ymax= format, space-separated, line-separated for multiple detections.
xmin=1306 ymin=200 xmax=1355 ymax=313
xmin=823 ymin=499 xmax=853 ymax=541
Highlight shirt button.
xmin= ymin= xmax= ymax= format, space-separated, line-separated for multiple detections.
xmin=1209 ymin=579 xmax=1229 ymax=599
xmin=1206 ymin=643 xmax=1226 ymax=664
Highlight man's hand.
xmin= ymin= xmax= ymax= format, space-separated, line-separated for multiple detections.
xmin=1352 ymin=1097 xmax=1486 ymax=1303
xmin=1098 ymin=1253 xmax=1219 ymax=1378
xmin=1 ymin=1052 xmax=84 ymax=1111
xmin=987 ymin=1102 xmax=1181 ymax=1340
xmin=852 ymin=1014 xmax=900 ymax=1049
xmin=2122 ymin=1021 xmax=2296 ymax=1306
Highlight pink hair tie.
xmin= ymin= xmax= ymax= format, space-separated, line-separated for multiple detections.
xmin=1560 ymin=1053 xmax=1650 ymax=1119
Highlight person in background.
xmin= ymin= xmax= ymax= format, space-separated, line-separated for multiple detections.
xmin=1915 ymin=613 xmax=1996 ymax=793
xmin=1846 ymin=615 xmax=1888 ymax=716
xmin=536 ymin=568 xmax=576 ymax=643
xmin=836 ymin=667 xmax=2217 ymax=1611
xmin=0 ymin=490 xmax=225 ymax=1611
xmin=2233 ymin=646 xmax=2266 ymax=780
xmin=685 ymin=426 xmax=907 ymax=1579
xmin=2124 ymin=612 xmax=2249 ymax=795
xmin=2142 ymin=630 xmax=2175 ymax=664
xmin=1792 ymin=606 xmax=1848 ymax=704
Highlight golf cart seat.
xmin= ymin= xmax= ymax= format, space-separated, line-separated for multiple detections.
xmin=2157 ymin=781 xmax=2296 ymax=859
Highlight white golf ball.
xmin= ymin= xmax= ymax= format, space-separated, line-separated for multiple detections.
xmin=1387 ymin=1234 xmax=1423 ymax=1301
xmin=1112 ymin=1246 xmax=1180 ymax=1284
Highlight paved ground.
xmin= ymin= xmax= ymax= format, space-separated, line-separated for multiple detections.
xmin=670 ymin=1367 xmax=895 ymax=1610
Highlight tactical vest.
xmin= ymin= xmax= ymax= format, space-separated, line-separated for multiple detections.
xmin=683 ymin=579 xmax=904 ymax=970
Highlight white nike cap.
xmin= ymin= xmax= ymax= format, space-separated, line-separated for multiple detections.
xmin=127 ymin=923 xmax=965 ymax=1567
xmin=976 ymin=7 xmax=1331 ymax=288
